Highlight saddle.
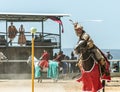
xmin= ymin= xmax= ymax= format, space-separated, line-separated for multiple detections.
xmin=40 ymin=67 xmax=48 ymax=72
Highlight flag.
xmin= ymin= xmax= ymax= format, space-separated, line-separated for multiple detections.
xmin=48 ymin=16 xmax=64 ymax=33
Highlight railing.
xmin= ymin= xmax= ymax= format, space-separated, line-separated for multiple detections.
xmin=1 ymin=59 xmax=120 ymax=77
xmin=2 ymin=59 xmax=120 ymax=73
xmin=0 ymin=32 xmax=60 ymax=48
xmin=62 ymin=59 xmax=120 ymax=74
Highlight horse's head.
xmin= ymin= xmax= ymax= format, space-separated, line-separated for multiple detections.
xmin=27 ymin=56 xmax=39 ymax=66
xmin=74 ymin=40 xmax=95 ymax=71
xmin=27 ymin=56 xmax=32 ymax=65
xmin=0 ymin=52 xmax=7 ymax=63
xmin=74 ymin=40 xmax=87 ymax=54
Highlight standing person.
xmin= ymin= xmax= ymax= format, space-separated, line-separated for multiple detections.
xmin=18 ymin=24 xmax=26 ymax=46
xmin=71 ymin=51 xmax=75 ymax=60
xmin=8 ymin=22 xmax=18 ymax=46
xmin=53 ymin=53 xmax=57 ymax=59
xmin=70 ymin=51 xmax=76 ymax=73
xmin=39 ymin=50 xmax=49 ymax=69
xmin=106 ymin=51 xmax=113 ymax=60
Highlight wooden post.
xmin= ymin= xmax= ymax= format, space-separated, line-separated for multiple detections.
xmin=32 ymin=33 xmax=34 ymax=92
xmin=31 ymin=27 xmax=37 ymax=92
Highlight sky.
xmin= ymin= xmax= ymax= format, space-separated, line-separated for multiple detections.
xmin=0 ymin=0 xmax=120 ymax=49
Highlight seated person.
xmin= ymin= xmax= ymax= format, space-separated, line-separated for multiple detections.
xmin=39 ymin=50 xmax=49 ymax=69
xmin=54 ymin=51 xmax=65 ymax=67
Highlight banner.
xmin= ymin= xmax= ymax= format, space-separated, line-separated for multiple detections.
xmin=48 ymin=16 xmax=64 ymax=33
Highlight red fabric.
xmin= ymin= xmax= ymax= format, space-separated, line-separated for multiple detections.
xmin=8 ymin=26 xmax=18 ymax=38
xmin=41 ymin=52 xmax=49 ymax=61
xmin=54 ymin=54 xmax=65 ymax=66
xmin=39 ymin=60 xmax=48 ymax=68
xmin=101 ymin=74 xmax=111 ymax=82
xmin=76 ymin=63 xmax=103 ymax=92
xmin=97 ymin=47 xmax=111 ymax=81
xmin=54 ymin=54 xmax=63 ymax=62
xmin=39 ymin=52 xmax=49 ymax=68
xmin=49 ymin=16 xmax=64 ymax=33
xmin=49 ymin=17 xmax=62 ymax=24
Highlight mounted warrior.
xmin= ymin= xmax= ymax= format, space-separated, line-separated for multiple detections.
xmin=70 ymin=20 xmax=110 ymax=76
xmin=70 ymin=20 xmax=111 ymax=92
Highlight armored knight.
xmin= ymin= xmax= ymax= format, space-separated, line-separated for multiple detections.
xmin=72 ymin=22 xmax=111 ymax=91
xmin=73 ymin=22 xmax=106 ymax=66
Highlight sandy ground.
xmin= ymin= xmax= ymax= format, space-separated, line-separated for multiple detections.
xmin=0 ymin=77 xmax=120 ymax=92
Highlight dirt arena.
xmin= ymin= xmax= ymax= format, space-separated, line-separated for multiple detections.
xmin=0 ymin=77 xmax=120 ymax=92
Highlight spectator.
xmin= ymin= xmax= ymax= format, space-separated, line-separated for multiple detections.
xmin=39 ymin=33 xmax=43 ymax=41
xmin=62 ymin=55 xmax=68 ymax=76
xmin=53 ymin=53 xmax=57 ymax=59
xmin=8 ymin=22 xmax=18 ymax=46
xmin=111 ymin=63 xmax=119 ymax=72
xmin=70 ymin=51 xmax=76 ymax=73
xmin=18 ymin=24 xmax=26 ymax=46
xmin=106 ymin=51 xmax=113 ymax=60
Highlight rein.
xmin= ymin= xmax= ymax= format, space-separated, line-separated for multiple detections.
xmin=81 ymin=54 xmax=93 ymax=62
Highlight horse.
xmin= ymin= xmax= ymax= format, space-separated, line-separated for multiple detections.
xmin=27 ymin=56 xmax=59 ymax=83
xmin=0 ymin=52 xmax=7 ymax=63
xmin=74 ymin=40 xmax=111 ymax=92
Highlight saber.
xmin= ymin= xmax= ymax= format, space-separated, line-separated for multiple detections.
xmin=69 ymin=19 xmax=74 ymax=24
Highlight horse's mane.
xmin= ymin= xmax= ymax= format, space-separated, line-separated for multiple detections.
xmin=27 ymin=56 xmax=39 ymax=65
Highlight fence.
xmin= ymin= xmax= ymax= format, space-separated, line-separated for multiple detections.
xmin=0 ymin=59 xmax=120 ymax=79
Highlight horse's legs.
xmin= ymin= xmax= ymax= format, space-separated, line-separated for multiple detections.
xmin=53 ymin=66 xmax=59 ymax=83
xmin=39 ymin=77 xmax=42 ymax=83
xmin=37 ymin=77 xmax=42 ymax=83
xmin=38 ymin=69 xmax=43 ymax=83
xmin=53 ymin=78 xmax=58 ymax=83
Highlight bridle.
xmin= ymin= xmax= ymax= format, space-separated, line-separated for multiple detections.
xmin=80 ymin=53 xmax=93 ymax=62
xmin=79 ymin=47 xmax=95 ymax=62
